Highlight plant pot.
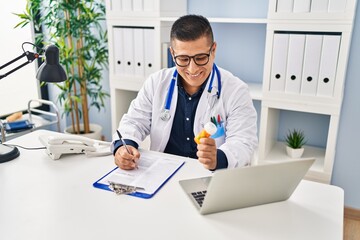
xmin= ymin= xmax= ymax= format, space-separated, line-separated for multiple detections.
xmin=64 ymin=123 xmax=102 ymax=140
xmin=286 ymin=146 xmax=304 ymax=158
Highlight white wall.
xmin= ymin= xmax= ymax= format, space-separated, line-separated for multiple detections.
xmin=0 ymin=0 xmax=41 ymax=117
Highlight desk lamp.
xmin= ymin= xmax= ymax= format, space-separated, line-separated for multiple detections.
xmin=0 ymin=42 xmax=67 ymax=163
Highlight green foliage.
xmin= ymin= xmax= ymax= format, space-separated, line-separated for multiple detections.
xmin=285 ymin=129 xmax=307 ymax=149
xmin=15 ymin=0 xmax=108 ymax=133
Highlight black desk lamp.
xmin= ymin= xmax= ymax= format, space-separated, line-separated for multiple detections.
xmin=0 ymin=42 xmax=67 ymax=163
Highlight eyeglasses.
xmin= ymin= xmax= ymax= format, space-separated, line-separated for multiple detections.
xmin=173 ymin=43 xmax=214 ymax=67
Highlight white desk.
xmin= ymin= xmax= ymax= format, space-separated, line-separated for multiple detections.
xmin=0 ymin=130 xmax=344 ymax=240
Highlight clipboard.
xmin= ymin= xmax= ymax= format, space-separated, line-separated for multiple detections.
xmin=93 ymin=151 xmax=185 ymax=199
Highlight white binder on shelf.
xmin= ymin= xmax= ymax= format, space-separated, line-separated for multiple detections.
xmin=134 ymin=28 xmax=145 ymax=77
xmin=300 ymin=34 xmax=323 ymax=96
xmin=111 ymin=0 xmax=122 ymax=11
xmin=133 ymin=0 xmax=143 ymax=11
xmin=293 ymin=0 xmax=311 ymax=13
xmin=276 ymin=0 xmax=294 ymax=12
xmin=328 ymin=0 xmax=347 ymax=12
xmin=285 ymin=34 xmax=305 ymax=94
xmin=123 ymin=27 xmax=135 ymax=76
xmin=113 ymin=27 xmax=125 ymax=75
xmin=143 ymin=0 xmax=154 ymax=12
xmin=317 ymin=35 xmax=341 ymax=97
xmin=144 ymin=28 xmax=156 ymax=77
xmin=311 ymin=0 xmax=329 ymax=12
xmin=121 ymin=0 xmax=132 ymax=11
xmin=269 ymin=33 xmax=289 ymax=92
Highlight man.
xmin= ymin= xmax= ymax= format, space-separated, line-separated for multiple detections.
xmin=112 ymin=14 xmax=258 ymax=171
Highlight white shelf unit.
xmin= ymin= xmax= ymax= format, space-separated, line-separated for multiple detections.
xmin=106 ymin=0 xmax=266 ymax=132
xmin=257 ymin=0 xmax=358 ymax=184
xmin=106 ymin=0 xmax=357 ymax=184
xmin=106 ymin=0 xmax=186 ymax=131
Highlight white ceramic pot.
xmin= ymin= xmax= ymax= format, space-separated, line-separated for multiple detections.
xmin=64 ymin=123 xmax=102 ymax=140
xmin=286 ymin=146 xmax=304 ymax=158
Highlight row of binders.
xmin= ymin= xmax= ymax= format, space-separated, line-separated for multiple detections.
xmin=269 ymin=32 xmax=341 ymax=97
xmin=113 ymin=27 xmax=156 ymax=77
xmin=110 ymin=0 xmax=155 ymax=12
xmin=276 ymin=0 xmax=347 ymax=13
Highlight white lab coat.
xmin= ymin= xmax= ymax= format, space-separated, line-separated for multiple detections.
xmin=114 ymin=66 xmax=258 ymax=168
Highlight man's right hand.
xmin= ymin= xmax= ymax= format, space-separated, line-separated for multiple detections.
xmin=114 ymin=145 xmax=140 ymax=170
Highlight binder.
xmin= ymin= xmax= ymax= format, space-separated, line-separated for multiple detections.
xmin=133 ymin=28 xmax=145 ymax=77
xmin=269 ymin=33 xmax=289 ymax=92
xmin=328 ymin=0 xmax=347 ymax=12
xmin=143 ymin=0 xmax=154 ymax=11
xmin=317 ymin=35 xmax=341 ymax=97
xmin=111 ymin=0 xmax=122 ymax=11
xmin=93 ymin=151 xmax=185 ymax=198
xmin=121 ymin=0 xmax=132 ymax=11
xmin=300 ymin=34 xmax=323 ymax=96
xmin=144 ymin=28 xmax=156 ymax=77
xmin=311 ymin=0 xmax=329 ymax=12
xmin=123 ymin=27 xmax=135 ymax=75
xmin=293 ymin=0 xmax=311 ymax=13
xmin=133 ymin=0 xmax=143 ymax=11
xmin=276 ymin=0 xmax=294 ymax=12
xmin=113 ymin=27 xmax=125 ymax=75
xmin=285 ymin=34 xmax=305 ymax=94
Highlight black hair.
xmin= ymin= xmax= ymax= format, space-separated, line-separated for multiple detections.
xmin=170 ymin=14 xmax=214 ymax=44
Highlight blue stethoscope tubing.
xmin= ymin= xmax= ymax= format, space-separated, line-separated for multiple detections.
xmin=161 ymin=63 xmax=221 ymax=121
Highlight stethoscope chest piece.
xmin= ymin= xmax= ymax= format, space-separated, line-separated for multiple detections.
xmin=160 ymin=109 xmax=171 ymax=121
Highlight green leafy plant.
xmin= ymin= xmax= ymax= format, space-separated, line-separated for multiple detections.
xmin=285 ymin=129 xmax=307 ymax=149
xmin=15 ymin=0 xmax=108 ymax=134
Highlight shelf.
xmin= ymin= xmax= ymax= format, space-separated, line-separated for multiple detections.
xmin=110 ymin=75 xmax=145 ymax=92
xmin=259 ymin=141 xmax=325 ymax=172
xmin=160 ymin=17 xmax=268 ymax=24
xmin=1 ymin=99 xmax=60 ymax=142
xmin=248 ymin=83 xmax=263 ymax=101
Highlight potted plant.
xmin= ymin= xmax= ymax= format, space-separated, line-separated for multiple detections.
xmin=15 ymin=0 xmax=108 ymax=138
xmin=285 ymin=129 xmax=307 ymax=158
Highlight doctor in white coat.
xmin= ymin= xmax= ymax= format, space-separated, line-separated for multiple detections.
xmin=113 ymin=15 xmax=258 ymax=171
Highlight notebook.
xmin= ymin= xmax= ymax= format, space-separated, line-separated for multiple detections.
xmin=179 ymin=158 xmax=315 ymax=215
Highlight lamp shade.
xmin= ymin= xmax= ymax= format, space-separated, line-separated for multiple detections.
xmin=36 ymin=45 xmax=67 ymax=83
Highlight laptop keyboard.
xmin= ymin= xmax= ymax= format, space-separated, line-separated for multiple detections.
xmin=191 ymin=190 xmax=207 ymax=207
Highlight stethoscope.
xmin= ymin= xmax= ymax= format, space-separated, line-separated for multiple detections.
xmin=160 ymin=63 xmax=221 ymax=121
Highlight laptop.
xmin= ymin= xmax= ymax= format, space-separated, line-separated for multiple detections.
xmin=179 ymin=158 xmax=315 ymax=215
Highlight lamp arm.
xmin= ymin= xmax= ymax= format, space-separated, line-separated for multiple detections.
xmin=0 ymin=51 xmax=40 ymax=80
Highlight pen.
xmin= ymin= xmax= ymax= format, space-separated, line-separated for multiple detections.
xmin=116 ymin=130 xmax=137 ymax=168
xmin=211 ymin=116 xmax=217 ymax=126
xmin=116 ymin=130 xmax=131 ymax=154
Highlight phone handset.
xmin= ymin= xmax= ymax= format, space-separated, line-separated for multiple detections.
xmin=47 ymin=135 xmax=96 ymax=146
xmin=39 ymin=134 xmax=111 ymax=160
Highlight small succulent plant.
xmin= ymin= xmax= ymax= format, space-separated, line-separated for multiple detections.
xmin=285 ymin=129 xmax=307 ymax=149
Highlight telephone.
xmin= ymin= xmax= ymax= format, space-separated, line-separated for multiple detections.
xmin=39 ymin=133 xmax=112 ymax=160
